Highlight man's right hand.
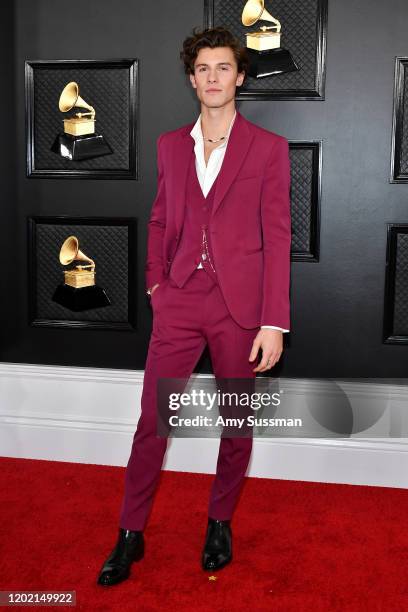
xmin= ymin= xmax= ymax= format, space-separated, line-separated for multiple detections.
xmin=149 ymin=283 xmax=160 ymax=296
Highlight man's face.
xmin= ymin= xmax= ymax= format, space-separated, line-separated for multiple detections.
xmin=189 ymin=46 xmax=245 ymax=109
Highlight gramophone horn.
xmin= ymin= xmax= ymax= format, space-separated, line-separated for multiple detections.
xmin=59 ymin=235 xmax=95 ymax=269
xmin=58 ymin=81 xmax=95 ymax=117
xmin=242 ymin=0 xmax=281 ymax=32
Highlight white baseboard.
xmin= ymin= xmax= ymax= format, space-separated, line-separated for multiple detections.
xmin=0 ymin=362 xmax=407 ymax=489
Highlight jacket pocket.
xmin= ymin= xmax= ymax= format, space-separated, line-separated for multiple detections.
xmin=234 ymin=174 xmax=261 ymax=182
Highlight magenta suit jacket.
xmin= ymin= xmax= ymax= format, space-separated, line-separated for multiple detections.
xmin=145 ymin=109 xmax=292 ymax=330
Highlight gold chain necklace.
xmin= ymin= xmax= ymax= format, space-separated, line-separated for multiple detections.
xmin=203 ymin=135 xmax=227 ymax=143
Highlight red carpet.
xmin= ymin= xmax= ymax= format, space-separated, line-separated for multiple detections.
xmin=1 ymin=457 xmax=408 ymax=611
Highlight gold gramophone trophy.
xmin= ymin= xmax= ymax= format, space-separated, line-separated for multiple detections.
xmin=51 ymin=81 xmax=113 ymax=161
xmin=242 ymin=0 xmax=299 ymax=78
xmin=52 ymin=235 xmax=111 ymax=311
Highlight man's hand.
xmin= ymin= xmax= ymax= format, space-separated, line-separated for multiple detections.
xmin=249 ymin=329 xmax=283 ymax=372
xmin=149 ymin=283 xmax=160 ymax=296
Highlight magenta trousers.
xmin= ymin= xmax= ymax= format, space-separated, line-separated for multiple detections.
xmin=119 ymin=267 xmax=259 ymax=531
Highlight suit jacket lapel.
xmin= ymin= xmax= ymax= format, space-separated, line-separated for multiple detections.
xmin=174 ymin=110 xmax=254 ymax=233
xmin=174 ymin=128 xmax=194 ymax=235
xmin=212 ymin=110 xmax=254 ymax=218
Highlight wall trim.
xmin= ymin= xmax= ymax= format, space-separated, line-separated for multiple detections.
xmin=1 ymin=362 xmax=407 ymax=489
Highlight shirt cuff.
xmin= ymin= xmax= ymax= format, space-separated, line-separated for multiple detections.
xmin=261 ymin=325 xmax=290 ymax=333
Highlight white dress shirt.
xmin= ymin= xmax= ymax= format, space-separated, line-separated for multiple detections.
xmin=189 ymin=111 xmax=289 ymax=333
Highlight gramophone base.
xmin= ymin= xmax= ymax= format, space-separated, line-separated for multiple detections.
xmin=52 ymin=283 xmax=111 ymax=312
xmin=51 ymin=133 xmax=113 ymax=161
xmin=246 ymin=47 xmax=300 ymax=78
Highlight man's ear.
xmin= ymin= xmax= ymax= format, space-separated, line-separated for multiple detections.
xmin=236 ymin=71 xmax=245 ymax=87
xmin=189 ymin=73 xmax=197 ymax=89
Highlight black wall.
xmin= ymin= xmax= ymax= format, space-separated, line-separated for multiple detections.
xmin=1 ymin=0 xmax=407 ymax=376
xmin=1 ymin=1 xmax=18 ymax=358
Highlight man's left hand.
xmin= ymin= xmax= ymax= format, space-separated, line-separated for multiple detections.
xmin=249 ymin=329 xmax=283 ymax=372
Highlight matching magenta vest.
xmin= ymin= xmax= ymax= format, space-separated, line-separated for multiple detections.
xmin=169 ymin=150 xmax=219 ymax=287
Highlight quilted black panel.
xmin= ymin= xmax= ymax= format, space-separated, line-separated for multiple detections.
xmin=393 ymin=232 xmax=408 ymax=335
xmin=290 ymin=146 xmax=314 ymax=253
xmin=207 ymin=0 xmax=323 ymax=93
xmin=33 ymin=222 xmax=131 ymax=323
xmin=289 ymin=142 xmax=320 ymax=260
xmin=400 ymin=64 xmax=408 ymax=175
xmin=391 ymin=58 xmax=408 ymax=182
xmin=30 ymin=63 xmax=133 ymax=171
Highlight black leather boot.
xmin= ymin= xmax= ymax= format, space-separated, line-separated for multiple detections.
xmin=97 ymin=528 xmax=144 ymax=586
xmin=202 ymin=518 xmax=232 ymax=571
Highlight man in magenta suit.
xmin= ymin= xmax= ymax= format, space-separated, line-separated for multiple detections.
xmin=98 ymin=26 xmax=291 ymax=586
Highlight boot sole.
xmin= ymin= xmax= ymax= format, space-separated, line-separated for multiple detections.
xmin=202 ymin=554 xmax=232 ymax=572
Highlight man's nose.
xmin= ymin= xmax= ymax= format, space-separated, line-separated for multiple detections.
xmin=207 ymin=70 xmax=218 ymax=83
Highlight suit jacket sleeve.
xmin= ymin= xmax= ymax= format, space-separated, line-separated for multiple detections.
xmin=260 ymin=136 xmax=292 ymax=330
xmin=145 ymin=134 xmax=167 ymax=290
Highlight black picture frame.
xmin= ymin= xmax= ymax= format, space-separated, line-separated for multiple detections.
xmin=204 ymin=0 xmax=328 ymax=100
xmin=25 ymin=59 xmax=139 ymax=179
xmin=28 ymin=216 xmax=138 ymax=330
xmin=289 ymin=140 xmax=321 ymax=262
xmin=390 ymin=57 xmax=408 ymax=183
xmin=383 ymin=223 xmax=408 ymax=344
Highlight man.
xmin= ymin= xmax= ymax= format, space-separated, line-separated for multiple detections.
xmin=97 ymin=26 xmax=291 ymax=586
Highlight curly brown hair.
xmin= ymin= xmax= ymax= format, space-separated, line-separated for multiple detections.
xmin=180 ymin=26 xmax=249 ymax=82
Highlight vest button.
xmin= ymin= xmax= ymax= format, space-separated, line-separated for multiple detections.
xmin=203 ymin=206 xmax=208 ymax=212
